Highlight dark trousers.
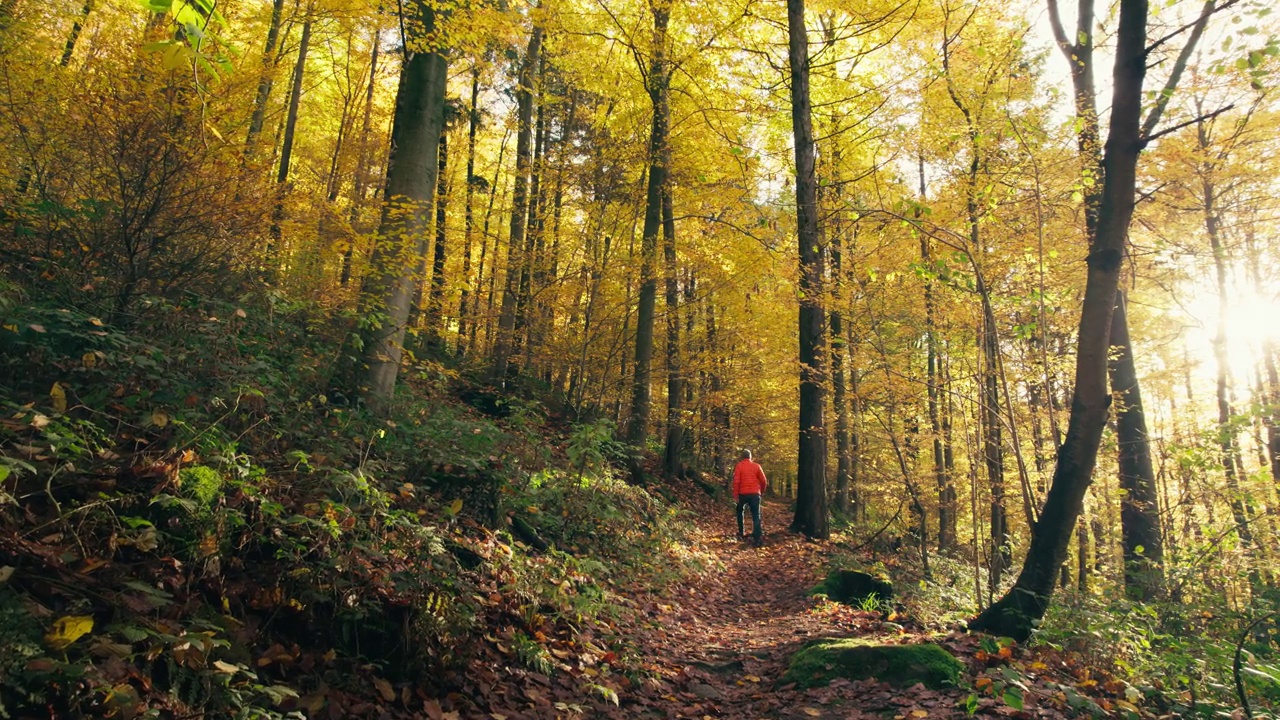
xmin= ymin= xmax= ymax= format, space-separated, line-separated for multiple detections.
xmin=736 ymin=494 xmax=762 ymax=543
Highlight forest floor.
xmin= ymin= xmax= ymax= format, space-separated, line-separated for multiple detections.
xmin=618 ymin=500 xmax=964 ymax=720
xmin=475 ymin=494 xmax=1110 ymax=720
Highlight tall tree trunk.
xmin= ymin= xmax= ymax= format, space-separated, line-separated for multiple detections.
xmin=352 ymin=4 xmax=448 ymax=408
xmin=942 ymin=33 xmax=1006 ymax=585
xmin=1110 ymin=290 xmax=1165 ymax=599
xmin=59 ymin=0 xmax=91 ymax=66
xmin=831 ymin=223 xmax=852 ymax=517
xmin=1201 ymin=144 xmax=1254 ymax=552
xmin=268 ymin=18 xmax=312 ymax=268
xmin=919 ymin=156 xmax=953 ymax=550
xmin=422 ymin=131 xmax=449 ymax=342
xmin=341 ymin=27 xmax=380 ymax=287
xmin=625 ymin=0 xmax=672 ymax=484
xmin=490 ymin=24 xmax=543 ymax=383
xmin=1048 ymin=0 xmax=1167 ymax=599
xmin=786 ymin=0 xmax=828 ymax=539
xmin=457 ymin=66 xmax=480 ymax=356
xmin=471 ymin=127 xmax=510 ymax=354
xmin=245 ymin=0 xmax=289 ymax=152
xmin=849 ymin=319 xmax=864 ymax=521
xmin=970 ymin=0 xmax=1150 ymax=641
xmin=516 ymin=69 xmax=547 ymax=367
xmin=662 ymin=184 xmax=683 ymax=479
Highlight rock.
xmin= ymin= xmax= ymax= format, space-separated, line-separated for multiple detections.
xmin=688 ymin=682 xmax=723 ymax=700
xmin=812 ymin=569 xmax=894 ymax=605
xmin=784 ymin=638 xmax=963 ymax=690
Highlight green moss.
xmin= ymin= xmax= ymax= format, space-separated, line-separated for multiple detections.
xmin=178 ymin=465 xmax=223 ymax=508
xmin=810 ymin=569 xmax=894 ymax=606
xmin=785 ymin=638 xmax=963 ymax=689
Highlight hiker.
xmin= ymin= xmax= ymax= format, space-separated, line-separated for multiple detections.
xmin=732 ymin=449 xmax=768 ymax=546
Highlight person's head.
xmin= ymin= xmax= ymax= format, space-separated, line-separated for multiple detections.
xmin=740 ymin=449 xmax=752 ymax=461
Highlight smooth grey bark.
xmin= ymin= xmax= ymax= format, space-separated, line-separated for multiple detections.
xmin=353 ymin=4 xmax=448 ymax=408
xmin=786 ymin=0 xmax=829 ymax=539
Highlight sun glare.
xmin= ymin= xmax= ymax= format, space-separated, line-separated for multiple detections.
xmin=1175 ymin=280 xmax=1280 ymax=389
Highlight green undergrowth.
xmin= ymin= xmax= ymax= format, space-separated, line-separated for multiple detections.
xmin=1036 ymin=592 xmax=1280 ymax=717
xmin=0 ymin=285 xmax=704 ymax=718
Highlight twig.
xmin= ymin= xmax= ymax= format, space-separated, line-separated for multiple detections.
xmin=1233 ymin=610 xmax=1280 ymax=719
xmin=1144 ymin=104 xmax=1235 ymax=144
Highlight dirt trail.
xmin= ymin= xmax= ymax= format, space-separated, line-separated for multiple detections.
xmin=614 ymin=498 xmax=971 ymax=720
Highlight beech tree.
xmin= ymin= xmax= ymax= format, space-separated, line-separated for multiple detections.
xmin=786 ymin=0 xmax=829 ymax=539
xmin=354 ymin=1 xmax=449 ymax=406
xmin=971 ymin=0 xmax=1221 ymax=640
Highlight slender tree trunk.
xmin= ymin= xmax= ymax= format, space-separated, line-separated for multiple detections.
xmin=919 ymin=157 xmax=953 ymax=550
xmin=786 ymin=0 xmax=829 ymax=539
xmin=971 ymin=0 xmax=1150 ymax=641
xmin=457 ymin=67 xmax=480 ymax=356
xmin=1201 ymin=152 xmax=1254 ymax=552
xmin=831 ymin=227 xmax=852 ymax=517
xmin=59 ymin=0 xmax=91 ymax=66
xmin=625 ymin=0 xmax=672 ymax=484
xmin=849 ymin=320 xmax=864 ymax=521
xmin=423 ymin=131 xmax=449 ymax=342
xmin=1110 ymin=290 xmax=1165 ymax=599
xmin=245 ymin=0 xmax=289 ymax=152
xmin=472 ymin=127 xmax=510 ymax=354
xmin=1051 ymin=0 xmax=1167 ymax=598
xmin=516 ymin=70 xmax=546 ymax=366
xmin=662 ymin=184 xmax=683 ymax=479
xmin=268 ymin=18 xmax=312 ymax=268
xmin=352 ymin=4 xmax=448 ymax=408
xmin=341 ymin=27 xmax=380 ymax=287
xmin=490 ymin=25 xmax=543 ymax=383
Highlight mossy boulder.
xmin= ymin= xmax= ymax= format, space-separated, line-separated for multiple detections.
xmin=812 ymin=569 xmax=894 ymax=605
xmin=784 ymin=638 xmax=963 ymax=689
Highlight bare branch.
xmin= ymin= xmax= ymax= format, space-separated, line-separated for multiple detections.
xmin=1144 ymin=103 xmax=1234 ymax=143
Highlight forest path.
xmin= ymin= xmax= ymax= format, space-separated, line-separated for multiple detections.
xmin=614 ymin=497 xmax=972 ymax=720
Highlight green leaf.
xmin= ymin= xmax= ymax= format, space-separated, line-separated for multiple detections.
xmin=136 ymin=0 xmax=173 ymax=13
xmin=1003 ymin=686 xmax=1024 ymax=710
xmin=963 ymin=693 xmax=979 ymax=715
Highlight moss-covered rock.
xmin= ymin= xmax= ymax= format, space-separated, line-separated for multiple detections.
xmin=812 ymin=569 xmax=894 ymax=605
xmin=784 ymin=638 xmax=963 ymax=689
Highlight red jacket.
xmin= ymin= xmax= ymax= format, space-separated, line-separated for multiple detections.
xmin=732 ymin=459 xmax=767 ymax=498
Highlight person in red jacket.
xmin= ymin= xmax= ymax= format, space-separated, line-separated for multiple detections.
xmin=732 ymin=449 xmax=768 ymax=547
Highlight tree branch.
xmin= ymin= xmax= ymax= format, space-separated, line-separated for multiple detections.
xmin=1144 ymin=103 xmax=1233 ymax=143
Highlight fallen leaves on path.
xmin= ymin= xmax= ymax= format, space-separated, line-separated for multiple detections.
xmin=458 ymin=485 xmax=1166 ymax=720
